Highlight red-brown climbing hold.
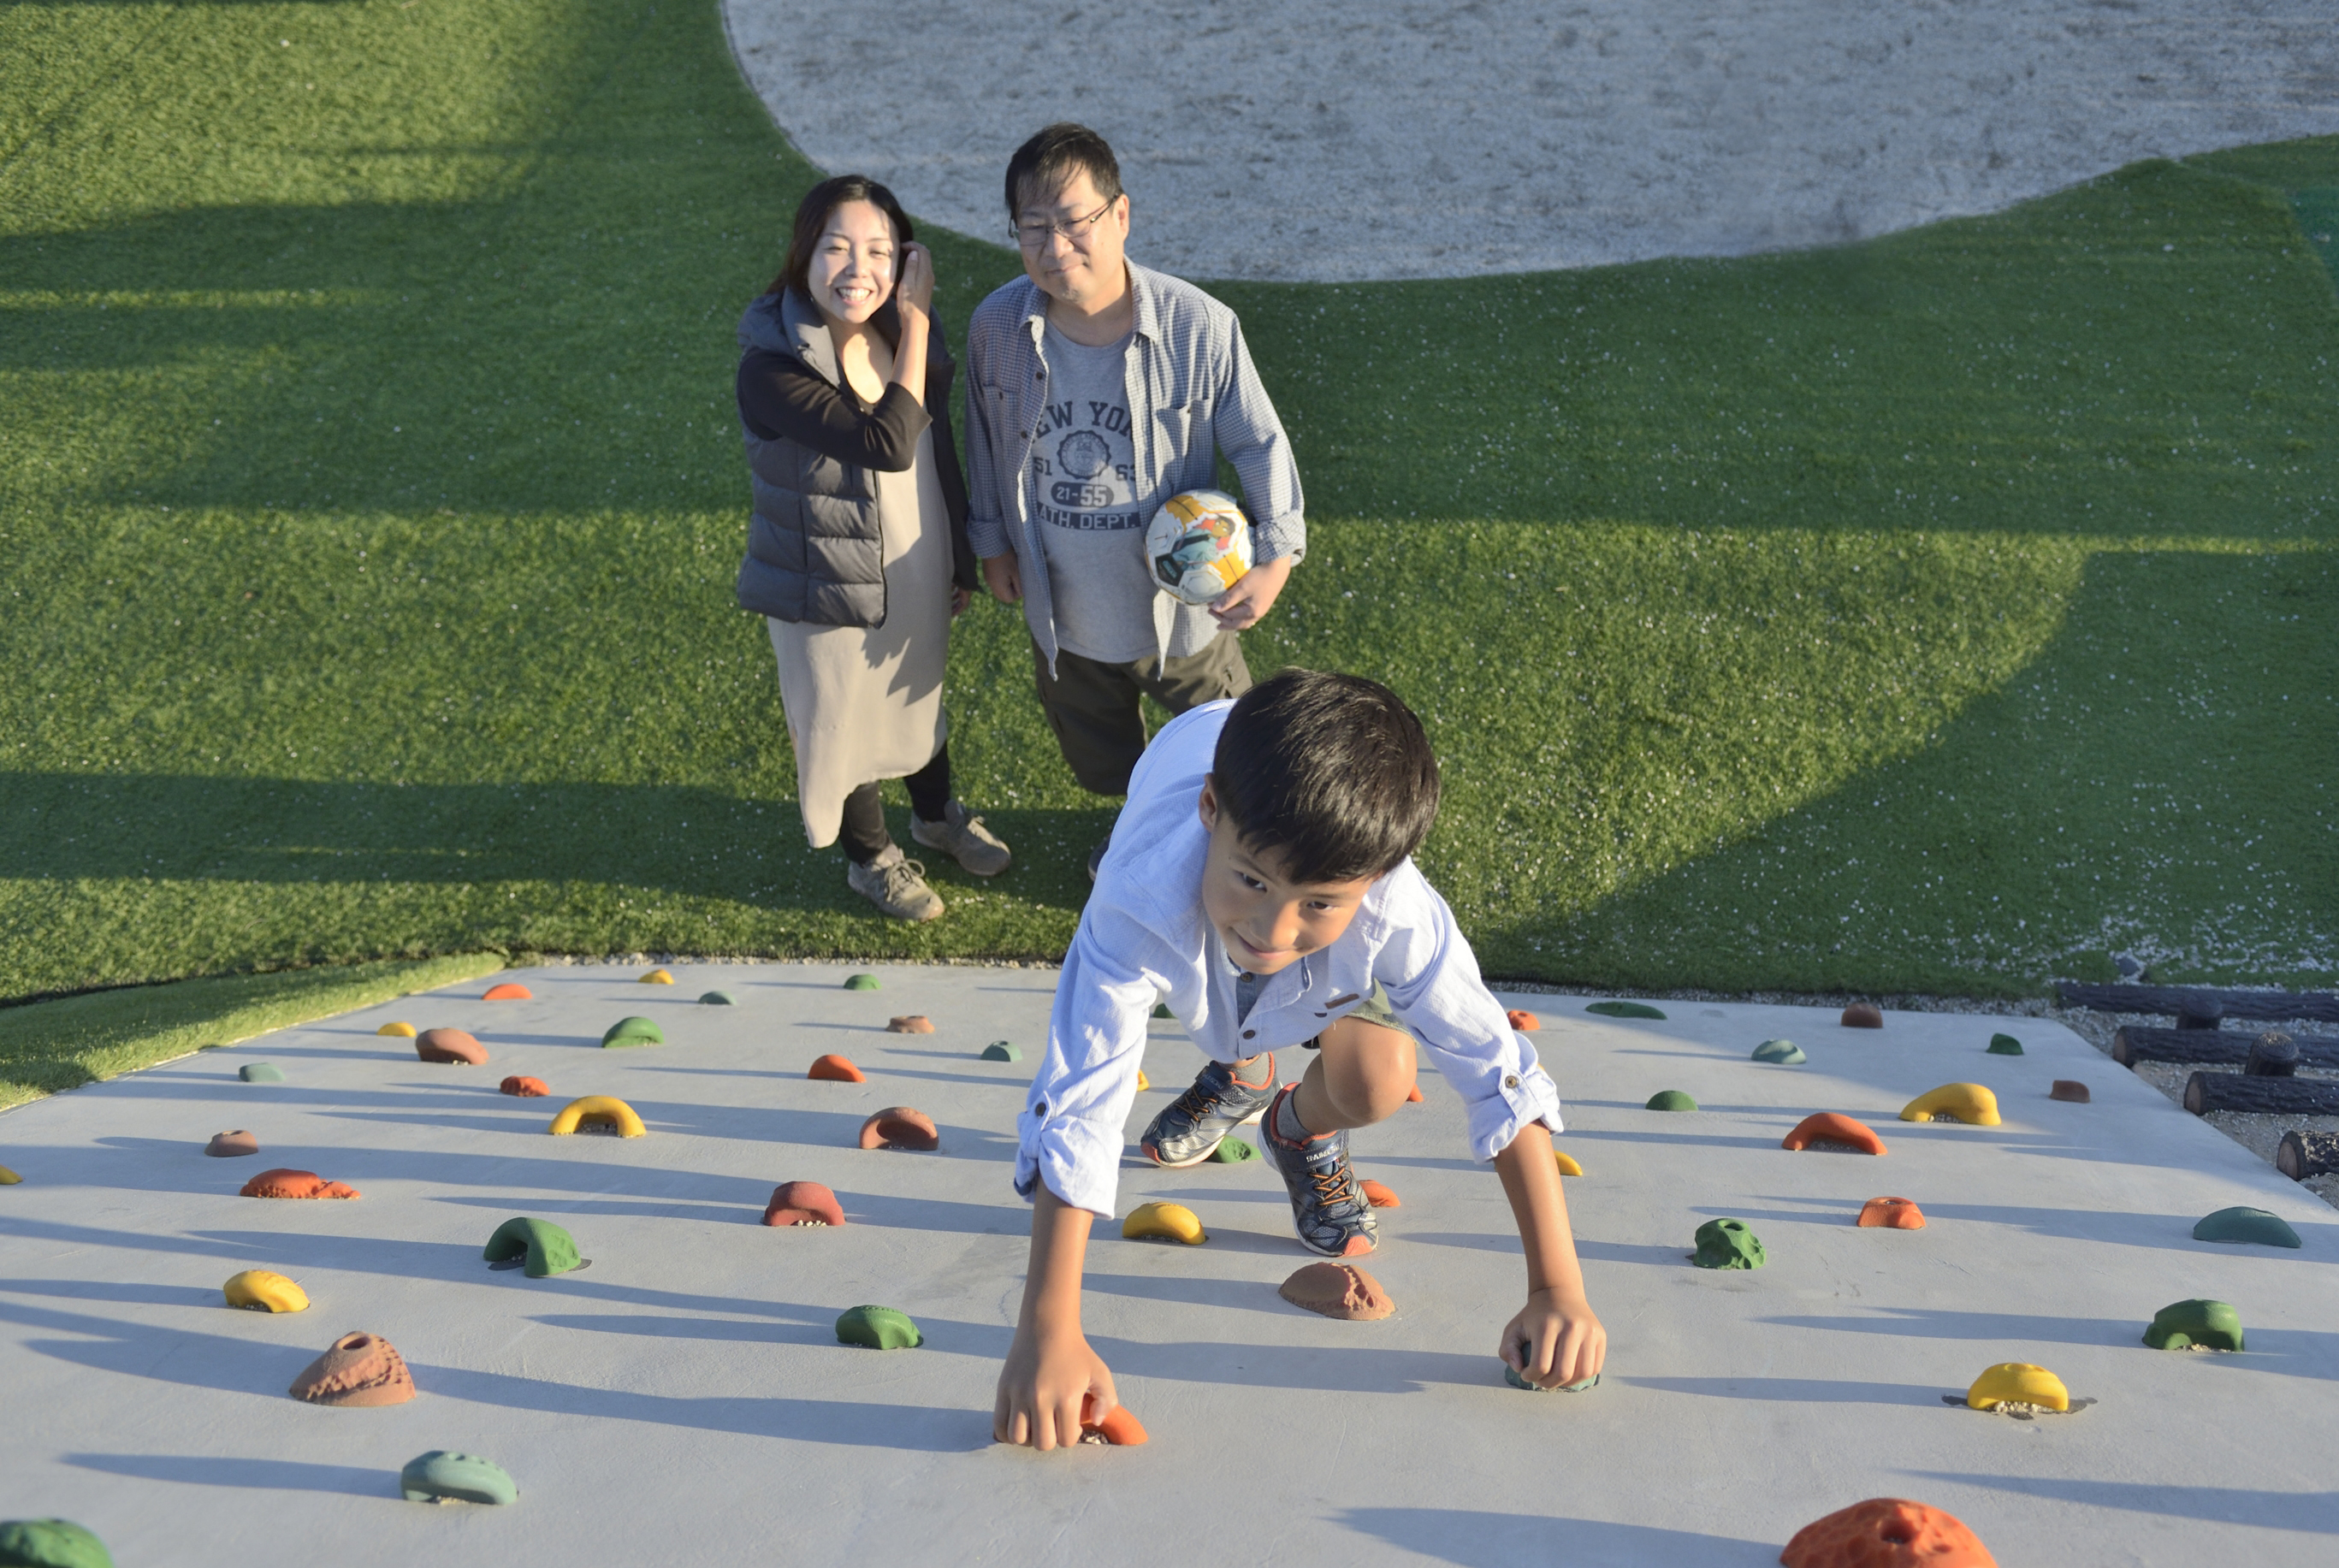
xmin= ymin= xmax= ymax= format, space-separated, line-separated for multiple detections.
xmin=1779 ymin=1497 xmax=1995 ymax=1567
xmin=500 ymin=1075 xmax=549 ymax=1098
xmin=483 ymin=982 xmax=532 ymax=1001
xmin=1782 ymin=1112 xmax=1888 ymax=1156
xmin=808 ymin=1054 xmax=866 ymax=1083
xmin=762 ymin=1180 xmax=846 ymax=1227
xmin=416 ymin=1028 xmax=488 ymax=1065
xmin=1081 ymin=1405 xmax=1148 ymax=1446
xmin=858 ymin=1107 xmax=939 ymax=1151
xmin=1279 ymin=1262 xmax=1396 ymax=1321
xmin=287 ymin=1331 xmax=416 ymax=1407
xmin=1857 ymin=1197 xmax=1926 ymax=1230
xmin=1406 ymin=1084 xmax=1424 ymax=1102
xmin=1360 ymin=1180 xmax=1401 ymax=1209
xmin=1507 ymin=1009 xmax=1541 ymax=1032
xmin=204 ymin=1131 xmax=259 ymax=1158
xmin=2051 ymin=1080 xmax=2091 ymax=1104
xmin=886 ymin=1015 xmax=935 ymax=1034
xmin=240 ymin=1169 xmax=360 ymax=1199
xmin=1840 ymin=1003 xmax=1884 ymax=1028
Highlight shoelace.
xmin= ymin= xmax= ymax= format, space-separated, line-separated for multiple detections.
xmin=880 ymin=858 xmax=932 ymax=898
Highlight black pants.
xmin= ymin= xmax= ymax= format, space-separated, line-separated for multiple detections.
xmin=840 ymin=744 xmax=951 ymax=866
xmin=1031 ymin=632 xmax=1252 ymax=797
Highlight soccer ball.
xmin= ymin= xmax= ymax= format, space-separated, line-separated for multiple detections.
xmin=1146 ymin=490 xmax=1253 ymax=605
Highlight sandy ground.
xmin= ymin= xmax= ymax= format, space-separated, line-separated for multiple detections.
xmin=721 ymin=0 xmax=2339 ymax=281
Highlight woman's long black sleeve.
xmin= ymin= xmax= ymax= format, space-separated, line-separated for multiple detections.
xmin=737 ymin=349 xmax=931 ymax=472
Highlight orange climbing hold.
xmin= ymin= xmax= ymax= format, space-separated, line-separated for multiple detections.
xmin=416 ymin=1028 xmax=488 ymax=1065
xmin=483 ymin=982 xmax=532 ymax=1001
xmin=1780 ymin=1498 xmax=1995 ymax=1568
xmin=500 ymin=1075 xmax=549 ymax=1098
xmin=1360 ymin=1179 xmax=1401 ymax=1208
xmin=763 ymin=1180 xmax=846 ymax=1227
xmin=240 ymin=1169 xmax=360 ymax=1200
xmin=1840 ymin=1003 xmax=1884 ymax=1028
xmin=1782 ymin=1112 xmax=1888 ymax=1156
xmin=1507 ymin=1009 xmax=1541 ymax=1032
xmin=1081 ymin=1404 xmax=1148 ymax=1446
xmin=1406 ymin=1084 xmax=1424 ymax=1103
xmin=859 ymin=1106 xmax=939 ymax=1151
xmin=886 ymin=1015 xmax=935 ymax=1033
xmin=808 ymin=1054 xmax=866 ymax=1083
xmin=1858 ymin=1197 xmax=1926 ymax=1230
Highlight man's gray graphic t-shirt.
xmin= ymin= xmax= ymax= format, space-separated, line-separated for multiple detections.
xmin=1034 ymin=321 xmax=1218 ymax=664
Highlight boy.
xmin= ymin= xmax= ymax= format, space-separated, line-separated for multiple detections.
xmin=995 ymin=669 xmax=1607 ymax=1450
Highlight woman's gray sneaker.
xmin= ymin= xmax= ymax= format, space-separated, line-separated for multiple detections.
xmin=910 ymin=800 xmax=1011 ymax=877
xmin=1258 ymin=1086 xmax=1379 ymax=1257
xmin=847 ymin=843 xmax=944 ymax=922
xmin=1140 ymin=1053 xmax=1276 ymax=1168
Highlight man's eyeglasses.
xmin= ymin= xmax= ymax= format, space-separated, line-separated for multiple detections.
xmin=1011 ymin=198 xmax=1115 ymax=251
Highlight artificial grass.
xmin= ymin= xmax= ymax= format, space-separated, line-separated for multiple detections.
xmin=1 ymin=0 xmax=2333 ymax=1014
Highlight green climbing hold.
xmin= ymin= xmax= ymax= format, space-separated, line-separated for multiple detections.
xmin=1693 ymin=1217 xmax=1766 ymax=1270
xmin=2192 ymin=1206 xmax=2302 ymax=1249
xmin=844 ymin=973 xmax=880 ymax=991
xmin=601 ymin=1015 xmax=664 ymax=1048
xmin=980 ymin=1041 xmax=1022 ymax=1062
xmin=835 ymin=1304 xmax=922 ymax=1349
xmin=239 ymin=1062 xmax=284 ymax=1083
xmin=1750 ymin=1039 xmax=1805 ymax=1065
xmin=1503 ymin=1364 xmax=1600 ymax=1393
xmin=1209 ymin=1136 xmax=1259 ymax=1163
xmin=483 ymin=1216 xmax=583 ymax=1278
xmin=1645 ymin=1090 xmax=1698 ymax=1111
xmin=699 ymin=991 xmax=735 ymax=1006
xmin=2144 ymin=1299 xmax=2244 ymax=1352
xmin=1152 ymin=1003 xmax=1173 ymax=1019
xmin=0 ymin=1520 xmax=113 ymax=1568
xmin=1588 ymin=1001 xmax=1666 ymax=1020
xmin=400 ymin=1451 xmax=518 ymax=1506
xmin=1987 ymin=1033 xmax=2024 ymax=1056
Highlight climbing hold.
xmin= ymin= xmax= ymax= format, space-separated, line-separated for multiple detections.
xmin=2050 ymin=1080 xmax=2091 ymax=1103
xmin=1857 ymin=1197 xmax=1926 ymax=1230
xmin=1137 ymin=1070 xmax=1151 ymax=1091
xmin=980 ymin=1041 xmax=1021 ymax=1062
xmin=416 ymin=1028 xmax=488 ymax=1065
xmin=547 ymin=1096 xmax=645 ymax=1137
xmin=0 ymin=1167 xmax=18 ymax=1185
xmin=483 ymin=1216 xmax=583 ymax=1278
xmin=700 ymin=990 xmax=735 ymax=1006
xmin=601 ymin=1015 xmax=663 ymax=1048
xmin=844 ymin=973 xmax=879 ymax=991
xmin=1123 ymin=1201 xmax=1206 ymax=1245
xmin=222 ymin=1269 xmax=308 ymax=1313
xmin=808 ymin=1053 xmax=865 ymax=1083
xmin=2146 ymin=1299 xmax=2243 ymax=1352
xmin=1645 ymin=1090 xmax=1698 ymax=1111
xmin=377 ymin=1021 xmax=417 ymax=1038
xmin=0 ymin=1519 xmax=114 ymax=1568
xmin=763 ymin=1180 xmax=845 ymax=1228
xmin=1751 ymin=1038 xmax=1805 ymax=1065
xmin=1507 ymin=1009 xmax=1542 ymax=1032
xmin=835 ymin=1305 xmax=921 ymax=1350
xmin=1782 ymin=1112 xmax=1887 ymax=1156
xmin=1360 ymin=1179 xmax=1401 ymax=1207
xmin=1987 ymin=1032 xmax=2023 ymax=1056
xmin=1692 ymin=1217 xmax=1765 ymax=1269
xmin=1779 ymin=1500 xmax=1994 ymax=1568
xmin=1151 ymin=1003 xmax=1173 ymax=1020
xmin=1208 ymin=1136 xmax=1258 ymax=1163
xmin=1279 ymin=1262 xmax=1395 ymax=1321
xmin=287 ymin=1330 xmax=415 ymax=1406
xmin=1965 ymin=1361 xmax=2068 ymax=1413
xmin=1841 ymin=1003 xmax=1884 ymax=1028
xmin=400 ymin=1451 xmax=517 ymax=1506
xmin=204 ymin=1130 xmax=258 ymax=1158
xmin=1588 ymin=1001 xmax=1666 ymax=1019
xmin=1553 ymin=1150 xmax=1584 ymax=1177
xmin=1899 ymin=1084 xmax=2001 ymax=1126
xmin=858 ymin=1106 xmax=939 ymax=1151
xmin=483 ymin=982 xmax=532 ymax=1002
xmin=886 ymin=1015 xmax=934 ymax=1033
xmin=2192 ymin=1206 xmax=2301 ymax=1248
xmin=1406 ymin=1084 xmax=1424 ymax=1102
xmin=240 ymin=1169 xmax=359 ymax=1200
xmin=640 ymin=968 xmax=674 ymax=985
xmin=1081 ymin=1405 xmax=1148 ymax=1445
xmin=240 ymin=1062 xmax=285 ymax=1082
xmin=500 ymin=1075 xmax=548 ymax=1098
xmin=1503 ymin=1364 xmax=1599 ymax=1393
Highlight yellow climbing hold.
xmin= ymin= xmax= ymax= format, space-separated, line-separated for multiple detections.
xmin=1900 ymin=1082 xmax=2002 ymax=1126
xmin=1553 ymin=1150 xmax=1584 ymax=1177
xmin=0 ymin=1166 xmax=21 ymax=1185
xmin=548 ymin=1096 xmax=647 ymax=1138
xmin=1122 ymin=1201 xmax=1206 ymax=1246
xmin=223 ymin=1269 xmax=310 ymax=1313
xmin=377 ymin=1021 xmax=417 ymax=1038
xmin=641 ymin=967 xmax=675 ymax=985
xmin=1966 ymin=1362 xmax=2069 ymax=1412
xmin=1137 ymin=1070 xmax=1151 ymax=1091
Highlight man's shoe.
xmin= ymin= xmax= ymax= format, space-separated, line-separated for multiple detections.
xmin=846 ymin=843 xmax=944 ymax=922
xmin=1258 ymin=1086 xmax=1379 ymax=1257
xmin=910 ymin=800 xmax=1011 ymax=877
xmin=1140 ymin=1053 xmax=1277 ymax=1168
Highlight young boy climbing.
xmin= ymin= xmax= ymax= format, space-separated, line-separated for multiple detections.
xmin=995 ymin=669 xmax=1607 ymax=1449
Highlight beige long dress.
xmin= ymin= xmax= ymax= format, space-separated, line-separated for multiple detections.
xmin=767 ymin=423 xmax=952 ymax=849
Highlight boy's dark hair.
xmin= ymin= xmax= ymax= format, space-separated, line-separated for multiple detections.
xmin=1004 ymin=122 xmax=1123 ymax=219
xmin=772 ymin=175 xmax=914 ymax=301
xmin=1210 ymin=669 xmax=1441 ymax=885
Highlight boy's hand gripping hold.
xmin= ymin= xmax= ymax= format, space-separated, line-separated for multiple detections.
xmin=1492 ymin=1120 xmax=1607 ymax=1388
xmin=994 ymin=1184 xmax=1118 ymax=1449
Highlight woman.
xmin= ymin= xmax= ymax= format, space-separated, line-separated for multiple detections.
xmin=735 ymin=175 xmax=1010 ymax=920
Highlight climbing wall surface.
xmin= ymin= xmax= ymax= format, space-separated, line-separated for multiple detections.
xmin=2 ymin=967 xmax=2335 ymax=1565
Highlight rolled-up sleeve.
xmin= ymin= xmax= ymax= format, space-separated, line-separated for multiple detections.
xmin=1214 ymin=313 xmax=1306 ymax=565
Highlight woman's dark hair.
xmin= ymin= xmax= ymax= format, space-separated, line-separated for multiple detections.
xmin=770 ymin=175 xmax=914 ymax=300
xmin=1210 ymin=669 xmax=1442 ymax=885
xmin=1004 ymin=122 xmax=1123 ymax=219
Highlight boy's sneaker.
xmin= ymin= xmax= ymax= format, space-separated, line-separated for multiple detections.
xmin=846 ymin=843 xmax=944 ymax=922
xmin=1258 ymin=1086 xmax=1379 ymax=1257
xmin=910 ymin=800 xmax=1011 ymax=877
xmin=1140 ymin=1053 xmax=1276 ymax=1168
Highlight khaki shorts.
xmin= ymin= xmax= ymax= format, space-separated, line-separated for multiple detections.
xmin=1301 ymin=982 xmax=1411 ymax=1049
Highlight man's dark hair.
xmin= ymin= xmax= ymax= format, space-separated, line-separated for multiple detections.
xmin=1210 ymin=669 xmax=1441 ymax=884
xmin=773 ymin=174 xmax=914 ymax=301
xmin=1004 ymin=122 xmax=1123 ymax=219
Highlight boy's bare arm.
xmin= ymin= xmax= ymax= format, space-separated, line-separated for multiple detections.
xmin=1492 ymin=1120 xmax=1608 ymax=1388
xmin=993 ymin=1181 xmax=1116 ymax=1450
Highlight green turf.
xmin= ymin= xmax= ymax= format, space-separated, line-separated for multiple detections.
xmin=2 ymin=1 xmax=2334 ymax=1018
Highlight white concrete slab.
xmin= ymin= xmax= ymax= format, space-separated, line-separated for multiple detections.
xmin=3 ymin=964 xmax=2336 ymax=1565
